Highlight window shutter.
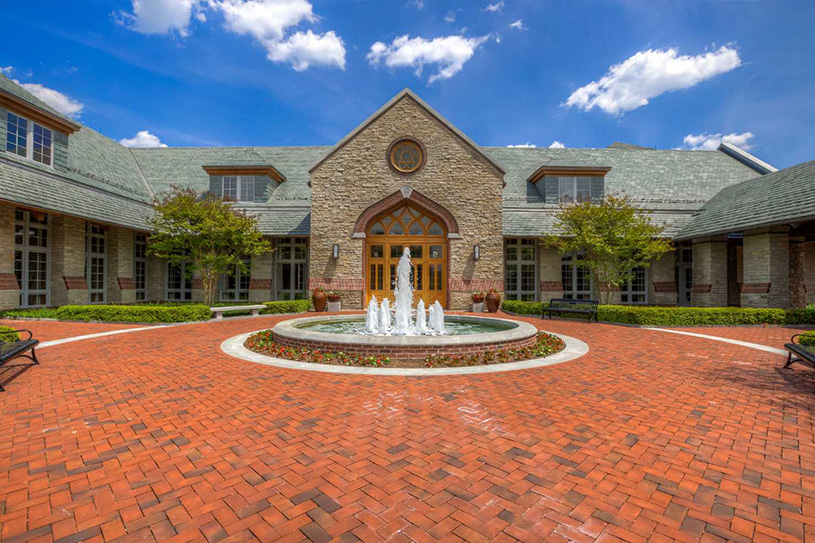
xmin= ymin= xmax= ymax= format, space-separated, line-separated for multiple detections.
xmin=543 ymin=175 xmax=559 ymax=204
xmin=209 ymin=176 xmax=222 ymax=197
xmin=591 ymin=177 xmax=604 ymax=201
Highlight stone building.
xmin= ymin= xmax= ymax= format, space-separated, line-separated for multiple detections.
xmin=1 ymin=76 xmax=812 ymax=311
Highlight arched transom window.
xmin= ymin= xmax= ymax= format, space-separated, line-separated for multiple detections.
xmin=367 ymin=205 xmax=445 ymax=237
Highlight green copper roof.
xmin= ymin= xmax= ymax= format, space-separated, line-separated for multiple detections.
xmin=0 ymin=74 xmax=81 ymax=130
xmin=678 ymin=160 xmax=815 ymax=239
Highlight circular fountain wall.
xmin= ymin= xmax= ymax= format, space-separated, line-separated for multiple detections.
xmin=270 ymin=315 xmax=540 ymax=362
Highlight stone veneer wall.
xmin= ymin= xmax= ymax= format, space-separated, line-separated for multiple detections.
xmin=649 ymin=251 xmax=677 ymax=306
xmin=309 ymin=96 xmax=504 ymax=310
xmin=50 ymin=215 xmax=88 ymax=306
xmin=0 ymin=204 xmax=17 ymax=310
xmin=805 ymin=241 xmax=815 ymax=307
xmin=249 ymin=242 xmax=275 ymax=303
xmin=538 ymin=247 xmax=563 ymax=303
xmin=789 ymin=237 xmax=806 ymax=309
xmin=691 ymin=239 xmax=728 ymax=307
xmin=106 ymin=226 xmax=136 ymax=304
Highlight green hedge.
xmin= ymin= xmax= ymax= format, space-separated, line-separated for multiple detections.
xmin=501 ymin=300 xmax=815 ymax=326
xmin=799 ymin=331 xmax=815 ymax=347
xmin=262 ymin=300 xmax=311 ymax=314
xmin=0 ymin=325 xmax=19 ymax=342
xmin=2 ymin=304 xmax=211 ymax=323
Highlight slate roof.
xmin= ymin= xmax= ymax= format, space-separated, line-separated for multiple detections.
xmin=0 ymin=74 xmax=81 ymax=130
xmin=0 ymin=156 xmax=154 ymax=230
xmin=677 ymin=160 xmax=815 ymax=240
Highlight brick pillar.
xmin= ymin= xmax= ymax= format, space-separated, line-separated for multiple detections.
xmin=741 ymin=228 xmax=789 ymax=308
xmin=51 ymin=215 xmax=88 ymax=306
xmin=106 ymin=227 xmax=136 ymax=304
xmin=691 ymin=238 xmax=728 ymax=307
xmin=0 ymin=204 xmax=19 ymax=310
xmin=249 ymin=247 xmax=274 ymax=303
xmin=789 ymin=237 xmax=806 ymax=309
xmin=649 ymin=251 xmax=677 ymax=305
xmin=147 ymin=254 xmax=165 ymax=302
xmin=538 ymin=247 xmax=562 ymax=303
xmin=805 ymin=240 xmax=815 ymax=307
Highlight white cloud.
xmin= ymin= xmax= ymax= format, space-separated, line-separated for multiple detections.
xmin=509 ymin=19 xmax=526 ymax=31
xmin=682 ymin=132 xmax=754 ymax=151
xmin=15 ymin=81 xmax=84 ymax=118
xmin=565 ymin=46 xmax=742 ymax=115
xmin=265 ymin=30 xmax=345 ymax=70
xmin=215 ymin=0 xmax=313 ymax=42
xmin=444 ymin=10 xmax=456 ymax=23
xmin=549 ymin=141 xmax=565 ymax=149
xmin=484 ymin=1 xmax=503 ymax=12
xmin=507 ymin=143 xmax=537 ymax=148
xmin=367 ymin=34 xmax=490 ymax=84
xmin=117 ymin=0 xmax=200 ymax=37
xmin=0 ymin=66 xmax=14 ymax=75
xmin=119 ymin=130 xmax=168 ymax=148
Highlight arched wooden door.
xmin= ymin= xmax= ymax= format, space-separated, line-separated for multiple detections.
xmin=366 ymin=204 xmax=446 ymax=308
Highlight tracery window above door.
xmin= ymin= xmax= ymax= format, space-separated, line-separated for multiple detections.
xmin=367 ymin=206 xmax=445 ymax=237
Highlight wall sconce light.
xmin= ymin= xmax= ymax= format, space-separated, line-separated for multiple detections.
xmin=332 ymin=244 xmax=340 ymax=259
xmin=473 ymin=244 xmax=480 ymax=261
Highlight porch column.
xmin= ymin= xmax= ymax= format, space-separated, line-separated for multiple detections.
xmin=51 ymin=215 xmax=88 ymax=306
xmin=805 ymin=240 xmax=815 ymax=306
xmin=741 ymin=227 xmax=789 ymax=308
xmin=649 ymin=251 xmax=677 ymax=306
xmin=691 ymin=238 xmax=728 ymax=307
xmin=0 ymin=205 xmax=18 ymax=310
xmin=106 ymin=226 xmax=136 ymax=304
xmin=789 ymin=236 xmax=806 ymax=309
xmin=249 ymin=246 xmax=274 ymax=303
xmin=538 ymin=247 xmax=562 ymax=303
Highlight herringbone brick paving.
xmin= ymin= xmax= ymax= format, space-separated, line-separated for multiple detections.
xmin=1 ymin=314 xmax=814 ymax=543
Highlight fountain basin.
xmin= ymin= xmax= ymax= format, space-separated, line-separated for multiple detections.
xmin=270 ymin=315 xmax=539 ymax=362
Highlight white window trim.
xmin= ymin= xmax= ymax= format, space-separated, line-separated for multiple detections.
xmin=6 ymin=111 xmax=54 ymax=167
xmin=166 ymin=261 xmax=193 ymax=301
xmin=557 ymin=176 xmax=593 ymax=203
xmin=86 ymin=223 xmax=107 ymax=304
xmin=504 ymin=238 xmax=538 ymax=302
xmin=219 ymin=258 xmax=251 ymax=302
xmin=275 ymin=237 xmax=308 ymax=301
xmin=562 ymin=254 xmax=593 ymax=300
xmin=14 ymin=209 xmax=50 ymax=308
xmin=222 ymin=175 xmax=255 ymax=203
xmin=620 ymin=267 xmax=649 ymax=304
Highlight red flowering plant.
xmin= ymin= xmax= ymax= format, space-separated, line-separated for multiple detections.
xmin=424 ymin=332 xmax=565 ymax=368
xmin=245 ymin=330 xmax=392 ymax=367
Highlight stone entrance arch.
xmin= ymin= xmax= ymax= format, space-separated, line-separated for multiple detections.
xmin=353 ymin=187 xmax=460 ymax=238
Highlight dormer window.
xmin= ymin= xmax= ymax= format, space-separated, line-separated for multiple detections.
xmin=222 ymin=176 xmax=255 ymax=202
xmin=6 ymin=111 xmax=53 ymax=167
xmin=557 ymin=176 xmax=593 ymax=203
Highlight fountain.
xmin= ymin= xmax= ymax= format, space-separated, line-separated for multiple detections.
xmin=365 ymin=247 xmax=446 ymax=336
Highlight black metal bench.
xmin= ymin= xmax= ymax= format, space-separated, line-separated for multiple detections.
xmin=541 ymin=299 xmax=599 ymax=323
xmin=783 ymin=334 xmax=815 ymax=371
xmin=0 ymin=329 xmax=39 ymax=392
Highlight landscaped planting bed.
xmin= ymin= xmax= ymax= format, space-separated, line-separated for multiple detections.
xmin=0 ymin=326 xmax=19 ymax=342
xmin=502 ymin=300 xmax=815 ymax=326
xmin=245 ymin=330 xmax=565 ymax=368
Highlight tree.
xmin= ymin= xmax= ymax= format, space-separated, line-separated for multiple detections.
xmin=147 ymin=187 xmax=271 ymax=306
xmin=544 ymin=192 xmax=673 ymax=305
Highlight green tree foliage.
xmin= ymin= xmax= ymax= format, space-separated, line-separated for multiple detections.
xmin=545 ymin=192 xmax=673 ymax=304
xmin=147 ymin=187 xmax=271 ymax=306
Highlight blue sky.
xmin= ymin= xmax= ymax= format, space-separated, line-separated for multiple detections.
xmin=1 ymin=0 xmax=813 ymax=168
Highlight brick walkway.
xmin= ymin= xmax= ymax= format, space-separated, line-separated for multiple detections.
xmin=1 ymin=314 xmax=814 ymax=543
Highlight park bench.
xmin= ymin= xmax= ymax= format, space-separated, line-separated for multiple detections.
xmin=783 ymin=334 xmax=815 ymax=371
xmin=211 ymin=305 xmax=266 ymax=320
xmin=541 ymin=298 xmax=599 ymax=323
xmin=0 ymin=329 xmax=39 ymax=392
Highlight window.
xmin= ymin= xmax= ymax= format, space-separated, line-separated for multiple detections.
xmin=6 ymin=112 xmax=53 ymax=166
xmin=134 ymin=233 xmax=147 ymax=302
xmin=14 ymin=208 xmax=49 ymax=307
xmin=557 ymin=176 xmax=593 ymax=203
xmin=562 ymin=254 xmax=592 ymax=300
xmin=677 ymin=243 xmax=693 ymax=306
xmin=86 ymin=223 xmax=106 ymax=303
xmin=504 ymin=238 xmax=537 ymax=301
xmin=222 ymin=176 xmax=255 ymax=202
xmin=220 ymin=258 xmax=251 ymax=301
xmin=276 ymin=237 xmax=308 ymax=301
xmin=620 ymin=267 xmax=648 ymax=304
xmin=388 ymin=139 xmax=423 ymax=174
xmin=167 ymin=261 xmax=192 ymax=301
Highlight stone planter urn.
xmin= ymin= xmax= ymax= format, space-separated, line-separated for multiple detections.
xmin=485 ymin=290 xmax=501 ymax=313
xmin=312 ymin=289 xmax=327 ymax=312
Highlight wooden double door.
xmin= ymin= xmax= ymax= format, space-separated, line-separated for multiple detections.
xmin=365 ymin=205 xmax=446 ymax=308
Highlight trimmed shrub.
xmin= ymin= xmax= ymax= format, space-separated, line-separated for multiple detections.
xmin=0 ymin=325 xmax=19 ymax=342
xmin=2 ymin=304 xmax=211 ymax=323
xmin=500 ymin=300 xmax=815 ymax=327
xmin=798 ymin=331 xmax=815 ymax=347
xmin=262 ymin=300 xmax=311 ymax=314
xmin=501 ymin=300 xmax=547 ymax=315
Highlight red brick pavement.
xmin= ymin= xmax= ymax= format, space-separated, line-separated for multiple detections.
xmin=1 ymin=313 xmax=815 ymax=543
xmin=0 ymin=320 xmax=146 ymax=343
xmin=679 ymin=327 xmax=813 ymax=350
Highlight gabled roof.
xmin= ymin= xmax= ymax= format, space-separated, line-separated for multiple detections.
xmin=677 ymin=160 xmax=815 ymax=240
xmin=0 ymin=74 xmax=81 ymax=134
xmin=308 ymin=88 xmax=506 ymax=175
